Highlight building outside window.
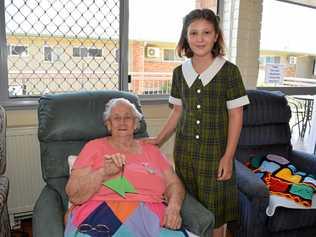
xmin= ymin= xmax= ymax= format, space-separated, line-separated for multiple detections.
xmin=0 ymin=0 xmax=122 ymax=102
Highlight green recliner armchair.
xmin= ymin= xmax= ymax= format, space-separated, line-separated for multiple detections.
xmin=32 ymin=90 xmax=214 ymax=237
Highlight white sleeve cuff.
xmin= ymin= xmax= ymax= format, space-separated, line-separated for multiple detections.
xmin=169 ymin=96 xmax=182 ymax=106
xmin=226 ymin=95 xmax=250 ymax=110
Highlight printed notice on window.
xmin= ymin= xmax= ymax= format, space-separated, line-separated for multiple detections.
xmin=265 ymin=64 xmax=284 ymax=84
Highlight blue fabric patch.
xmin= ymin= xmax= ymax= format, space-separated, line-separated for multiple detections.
xmin=288 ymin=165 xmax=297 ymax=173
xmin=125 ymin=202 xmax=160 ymax=237
xmin=160 ymin=228 xmax=187 ymax=236
xmin=113 ymin=224 xmax=135 ymax=237
xmin=259 ymin=161 xmax=280 ymax=173
xmin=81 ymin=202 xmax=122 ymax=236
xmin=255 ymin=172 xmax=265 ymax=179
xmin=296 ymin=171 xmax=307 ymax=176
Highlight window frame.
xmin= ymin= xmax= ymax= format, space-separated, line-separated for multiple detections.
xmin=0 ymin=0 xmax=129 ymax=108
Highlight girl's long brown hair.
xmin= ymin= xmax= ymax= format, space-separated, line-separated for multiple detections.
xmin=176 ymin=8 xmax=225 ymax=58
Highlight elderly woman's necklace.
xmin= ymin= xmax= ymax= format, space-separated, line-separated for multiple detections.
xmin=141 ymin=151 xmax=156 ymax=174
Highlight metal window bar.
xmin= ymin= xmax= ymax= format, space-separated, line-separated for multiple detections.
xmin=5 ymin=0 xmax=120 ymax=97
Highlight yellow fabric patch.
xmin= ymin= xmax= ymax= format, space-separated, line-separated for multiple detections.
xmin=275 ymin=168 xmax=302 ymax=183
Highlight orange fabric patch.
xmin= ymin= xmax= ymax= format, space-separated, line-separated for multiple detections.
xmin=106 ymin=200 xmax=139 ymax=222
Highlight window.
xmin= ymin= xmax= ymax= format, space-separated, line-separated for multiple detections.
xmin=258 ymin=0 xmax=316 ymax=88
xmin=73 ymin=47 xmax=88 ymax=57
xmin=0 ymin=0 xmax=126 ymax=103
xmin=261 ymin=56 xmax=281 ymax=64
xmin=128 ymin=0 xmax=218 ymax=96
xmin=44 ymin=46 xmax=61 ymax=62
xmin=288 ymin=56 xmax=297 ymax=65
xmin=8 ymin=45 xmax=28 ymax=57
xmin=163 ymin=49 xmax=184 ymax=62
xmin=73 ymin=47 xmax=102 ymax=58
xmin=88 ymin=48 xmax=102 ymax=58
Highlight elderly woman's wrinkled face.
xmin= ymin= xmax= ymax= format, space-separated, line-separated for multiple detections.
xmin=106 ymin=102 xmax=137 ymax=137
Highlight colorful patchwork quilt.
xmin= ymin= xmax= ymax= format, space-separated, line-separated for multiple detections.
xmin=65 ymin=200 xmax=189 ymax=237
xmin=246 ymin=154 xmax=316 ymax=207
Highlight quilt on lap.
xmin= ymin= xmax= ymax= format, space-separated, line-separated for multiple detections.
xmin=246 ymin=154 xmax=316 ymax=207
xmin=65 ymin=200 xmax=188 ymax=237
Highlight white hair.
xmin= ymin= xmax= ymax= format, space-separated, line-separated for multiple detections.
xmin=103 ymin=98 xmax=143 ymax=130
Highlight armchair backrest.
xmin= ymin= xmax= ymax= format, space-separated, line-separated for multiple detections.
xmin=0 ymin=105 xmax=6 ymax=175
xmin=38 ymin=90 xmax=148 ymax=183
xmin=235 ymin=90 xmax=292 ymax=163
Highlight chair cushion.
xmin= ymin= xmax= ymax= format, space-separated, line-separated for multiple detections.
xmin=243 ymin=90 xmax=291 ymax=126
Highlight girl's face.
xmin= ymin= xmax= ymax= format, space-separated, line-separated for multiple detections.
xmin=187 ymin=19 xmax=218 ymax=58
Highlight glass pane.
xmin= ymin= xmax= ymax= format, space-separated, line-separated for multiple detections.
xmin=5 ymin=0 xmax=120 ymax=97
xmin=128 ymin=0 xmax=218 ymax=95
xmin=258 ymin=0 xmax=316 ymax=88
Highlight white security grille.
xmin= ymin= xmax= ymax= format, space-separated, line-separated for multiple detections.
xmin=5 ymin=0 xmax=120 ymax=97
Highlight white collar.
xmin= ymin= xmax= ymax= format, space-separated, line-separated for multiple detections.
xmin=182 ymin=56 xmax=226 ymax=88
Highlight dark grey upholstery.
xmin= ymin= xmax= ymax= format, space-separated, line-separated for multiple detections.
xmin=0 ymin=105 xmax=11 ymax=237
xmin=229 ymin=90 xmax=316 ymax=237
xmin=33 ymin=90 xmax=214 ymax=237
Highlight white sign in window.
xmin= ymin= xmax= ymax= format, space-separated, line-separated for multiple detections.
xmin=265 ymin=64 xmax=284 ymax=84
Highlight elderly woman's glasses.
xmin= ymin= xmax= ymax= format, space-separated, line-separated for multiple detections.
xmin=78 ymin=223 xmax=111 ymax=236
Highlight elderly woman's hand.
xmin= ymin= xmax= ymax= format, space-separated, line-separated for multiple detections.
xmin=163 ymin=204 xmax=182 ymax=230
xmin=103 ymin=153 xmax=126 ymax=177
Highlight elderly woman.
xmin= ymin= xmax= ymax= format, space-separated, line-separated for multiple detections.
xmin=64 ymin=98 xmax=186 ymax=236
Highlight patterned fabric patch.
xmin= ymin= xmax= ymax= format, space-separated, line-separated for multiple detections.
xmin=81 ymin=202 xmax=121 ymax=236
xmin=266 ymin=154 xmax=289 ymax=165
xmin=268 ymin=175 xmax=290 ymax=193
xmin=275 ymin=168 xmax=302 ymax=183
xmin=246 ymin=154 xmax=316 ymax=207
xmin=260 ymin=161 xmax=280 ymax=173
xmin=290 ymin=184 xmax=314 ymax=200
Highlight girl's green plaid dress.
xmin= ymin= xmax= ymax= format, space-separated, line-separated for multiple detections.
xmin=169 ymin=56 xmax=249 ymax=228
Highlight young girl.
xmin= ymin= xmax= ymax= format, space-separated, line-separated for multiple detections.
xmin=147 ymin=9 xmax=249 ymax=237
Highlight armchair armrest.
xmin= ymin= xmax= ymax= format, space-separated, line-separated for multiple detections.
xmin=288 ymin=150 xmax=316 ymax=174
xmin=235 ymin=160 xmax=269 ymax=203
xmin=33 ymin=185 xmax=65 ymax=237
xmin=181 ymin=193 xmax=214 ymax=237
xmin=0 ymin=176 xmax=9 ymax=209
